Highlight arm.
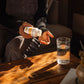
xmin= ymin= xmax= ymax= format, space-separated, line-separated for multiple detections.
xmin=19 ymin=22 xmax=54 ymax=58
xmin=19 ymin=0 xmax=54 ymax=57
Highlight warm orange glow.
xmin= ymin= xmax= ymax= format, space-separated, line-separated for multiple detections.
xmin=0 ymin=51 xmax=58 ymax=84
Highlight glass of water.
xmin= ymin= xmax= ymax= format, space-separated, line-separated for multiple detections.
xmin=56 ymin=37 xmax=71 ymax=65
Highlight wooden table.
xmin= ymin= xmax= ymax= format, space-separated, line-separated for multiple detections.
xmin=0 ymin=51 xmax=80 ymax=84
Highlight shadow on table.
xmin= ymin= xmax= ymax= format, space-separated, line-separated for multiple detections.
xmin=26 ymin=61 xmax=57 ymax=84
xmin=0 ymin=58 xmax=33 ymax=71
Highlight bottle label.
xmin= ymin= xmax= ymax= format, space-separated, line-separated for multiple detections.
xmin=24 ymin=27 xmax=42 ymax=37
xmin=28 ymin=27 xmax=32 ymax=35
xmin=24 ymin=27 xmax=33 ymax=36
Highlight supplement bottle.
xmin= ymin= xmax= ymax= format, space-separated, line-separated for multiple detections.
xmin=24 ymin=27 xmax=42 ymax=37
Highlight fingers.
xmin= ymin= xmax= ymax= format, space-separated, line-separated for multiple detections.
xmin=47 ymin=31 xmax=54 ymax=38
xmin=19 ymin=22 xmax=33 ymax=34
xmin=40 ymin=40 xmax=50 ymax=45
xmin=19 ymin=26 xmax=32 ymax=39
xmin=19 ymin=22 xmax=33 ymax=39
xmin=46 ymin=35 xmax=50 ymax=43
xmin=22 ymin=22 xmax=33 ymax=28
xmin=39 ymin=36 xmax=50 ymax=45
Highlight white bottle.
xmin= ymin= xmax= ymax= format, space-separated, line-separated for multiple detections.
xmin=24 ymin=27 xmax=42 ymax=37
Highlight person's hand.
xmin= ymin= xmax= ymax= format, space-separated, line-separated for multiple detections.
xmin=19 ymin=22 xmax=54 ymax=45
xmin=38 ymin=31 xmax=54 ymax=45
xmin=19 ymin=22 xmax=33 ymax=39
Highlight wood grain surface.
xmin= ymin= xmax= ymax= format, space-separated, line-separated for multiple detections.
xmin=0 ymin=51 xmax=80 ymax=84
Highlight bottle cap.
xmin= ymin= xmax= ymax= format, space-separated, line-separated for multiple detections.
xmin=37 ymin=29 xmax=42 ymax=37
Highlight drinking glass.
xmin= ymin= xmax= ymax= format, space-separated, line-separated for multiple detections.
xmin=56 ymin=37 xmax=71 ymax=65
